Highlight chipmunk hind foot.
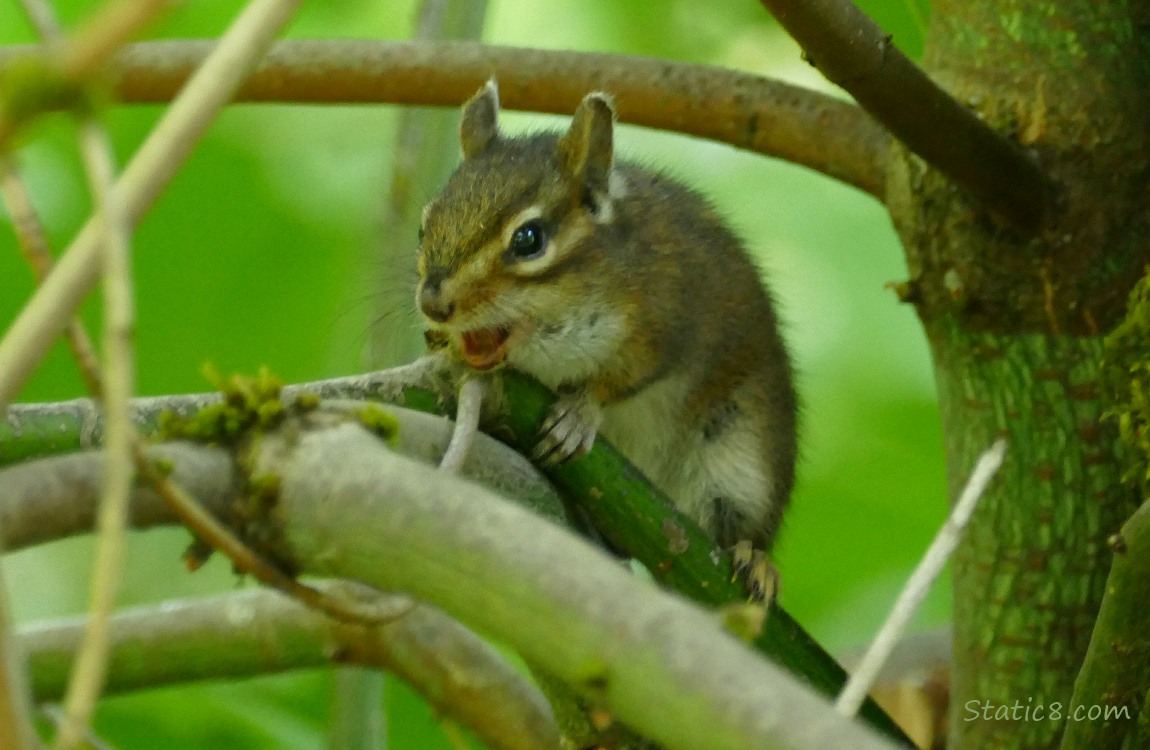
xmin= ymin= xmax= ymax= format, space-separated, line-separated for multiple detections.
xmin=731 ymin=540 xmax=779 ymax=604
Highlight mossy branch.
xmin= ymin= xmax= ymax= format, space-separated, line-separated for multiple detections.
xmin=1 ymin=404 xmax=903 ymax=750
xmin=0 ymin=360 xmax=912 ymax=745
xmin=258 ymin=415 xmax=899 ymax=750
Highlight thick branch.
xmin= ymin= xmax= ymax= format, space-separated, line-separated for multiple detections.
xmin=0 ymin=39 xmax=889 ymax=198
xmin=760 ymin=0 xmax=1052 ymax=230
xmin=0 ymin=400 xmax=565 ymax=553
xmin=0 ymin=363 xmax=911 ymax=744
xmin=259 ymin=418 xmax=899 ymax=750
xmin=2 ymin=407 xmax=902 ymax=748
xmin=21 ymin=584 xmax=558 ymax=750
xmin=0 ymin=442 xmax=237 ymax=551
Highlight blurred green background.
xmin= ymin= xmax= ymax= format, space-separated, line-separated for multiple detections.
xmin=0 ymin=0 xmax=943 ymax=747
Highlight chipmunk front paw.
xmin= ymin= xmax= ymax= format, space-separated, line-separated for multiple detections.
xmin=532 ymin=388 xmax=603 ymax=465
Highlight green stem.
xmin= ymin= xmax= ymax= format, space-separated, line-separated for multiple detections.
xmin=1060 ymin=501 xmax=1150 ymax=750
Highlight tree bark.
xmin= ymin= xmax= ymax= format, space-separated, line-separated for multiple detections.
xmin=886 ymin=2 xmax=1150 ymax=748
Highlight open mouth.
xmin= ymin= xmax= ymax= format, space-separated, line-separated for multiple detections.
xmin=460 ymin=326 xmax=511 ymax=370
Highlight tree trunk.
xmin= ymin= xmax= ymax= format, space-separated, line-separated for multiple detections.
xmin=886 ymin=1 xmax=1150 ymax=748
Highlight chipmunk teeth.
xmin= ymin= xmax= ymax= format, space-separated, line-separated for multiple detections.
xmin=460 ymin=326 xmax=511 ymax=370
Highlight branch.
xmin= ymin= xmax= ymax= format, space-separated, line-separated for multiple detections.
xmin=0 ymin=349 xmax=455 ymax=468
xmin=21 ymin=583 xmax=559 ymax=750
xmin=256 ymin=416 xmax=900 ymax=750
xmin=1 ymin=362 xmax=911 ymax=743
xmin=491 ymin=372 xmax=911 ymax=744
xmin=0 ymin=401 xmax=564 ymax=553
xmin=1060 ymin=500 xmax=1150 ymax=750
xmin=759 ymin=0 xmax=1053 ymax=231
xmin=0 ymin=38 xmax=889 ymax=198
xmin=1 ymin=404 xmax=900 ymax=749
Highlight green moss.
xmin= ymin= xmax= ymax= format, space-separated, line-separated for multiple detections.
xmin=247 ymin=472 xmax=281 ymax=512
xmin=355 ymin=403 xmax=400 ymax=445
xmin=158 ymin=367 xmax=404 ymax=575
xmin=158 ymin=367 xmax=290 ymax=570
xmin=1102 ymin=268 xmax=1150 ymax=498
xmin=159 ymin=365 xmax=286 ymax=445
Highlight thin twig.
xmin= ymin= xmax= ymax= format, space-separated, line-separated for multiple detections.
xmin=15 ymin=1 xmax=152 ymax=744
xmin=40 ymin=706 xmax=114 ymax=750
xmin=0 ymin=160 xmax=102 ymax=394
xmin=0 ymin=0 xmax=304 ymax=414
xmin=759 ymin=0 xmax=1052 ymax=230
xmin=834 ymin=438 xmax=1007 ymax=717
xmin=19 ymin=0 xmax=169 ymax=79
xmin=0 ymin=558 xmax=38 ymax=750
xmin=54 ymin=0 xmax=171 ymax=80
xmin=7 ymin=0 xmax=308 ymax=741
xmin=439 ymin=377 xmax=486 ymax=474
xmin=54 ymin=122 xmax=135 ymax=750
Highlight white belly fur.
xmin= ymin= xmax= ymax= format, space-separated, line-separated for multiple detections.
xmin=600 ymin=376 xmax=708 ymax=518
xmin=601 ymin=375 xmax=775 ymax=540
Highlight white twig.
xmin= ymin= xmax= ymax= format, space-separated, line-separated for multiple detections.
xmin=0 ymin=0 xmax=304 ymax=414
xmin=439 ymin=377 xmax=486 ymax=474
xmin=835 ymin=438 xmax=1007 ymax=717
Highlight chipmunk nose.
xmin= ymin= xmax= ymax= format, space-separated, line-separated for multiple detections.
xmin=419 ymin=276 xmax=456 ymax=323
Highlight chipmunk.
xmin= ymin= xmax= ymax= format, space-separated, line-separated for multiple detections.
xmin=416 ymin=81 xmax=797 ymax=598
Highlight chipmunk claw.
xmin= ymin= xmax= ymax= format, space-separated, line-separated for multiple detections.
xmin=732 ymin=540 xmax=778 ymax=604
xmin=533 ymin=390 xmax=602 ymax=465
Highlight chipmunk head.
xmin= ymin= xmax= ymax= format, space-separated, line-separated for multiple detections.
xmin=416 ymin=80 xmax=626 ymax=374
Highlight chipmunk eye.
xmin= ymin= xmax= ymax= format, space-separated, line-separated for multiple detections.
xmin=508 ymin=220 xmax=547 ymax=260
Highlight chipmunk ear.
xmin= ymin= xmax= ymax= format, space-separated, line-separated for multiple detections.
xmin=460 ymin=79 xmax=500 ymax=159
xmin=558 ymin=92 xmax=616 ymax=195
